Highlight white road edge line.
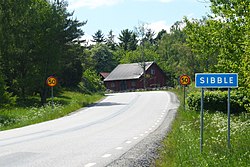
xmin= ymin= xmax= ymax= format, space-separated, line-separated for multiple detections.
xmin=116 ymin=147 xmax=123 ymax=150
xmin=102 ymin=154 xmax=112 ymax=158
xmin=126 ymin=141 xmax=132 ymax=144
xmin=84 ymin=163 xmax=96 ymax=167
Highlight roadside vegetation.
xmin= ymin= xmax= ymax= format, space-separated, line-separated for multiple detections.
xmin=0 ymin=0 xmax=249 ymax=111
xmin=155 ymin=87 xmax=250 ymax=167
xmin=0 ymin=91 xmax=103 ymax=131
xmin=0 ymin=4 xmax=249 ymax=166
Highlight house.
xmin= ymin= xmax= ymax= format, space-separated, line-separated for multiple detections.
xmin=100 ymin=72 xmax=110 ymax=81
xmin=104 ymin=62 xmax=167 ymax=91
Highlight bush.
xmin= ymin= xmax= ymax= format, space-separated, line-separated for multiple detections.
xmin=0 ymin=74 xmax=16 ymax=107
xmin=187 ymin=90 xmax=246 ymax=113
xmin=80 ymin=69 xmax=105 ymax=94
xmin=237 ymin=87 xmax=250 ymax=113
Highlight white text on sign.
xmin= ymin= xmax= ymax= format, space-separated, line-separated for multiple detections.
xmin=200 ymin=77 xmax=234 ymax=84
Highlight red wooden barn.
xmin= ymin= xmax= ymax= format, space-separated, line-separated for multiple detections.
xmin=104 ymin=62 xmax=167 ymax=91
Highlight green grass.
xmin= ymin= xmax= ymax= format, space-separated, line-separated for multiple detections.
xmin=0 ymin=91 xmax=103 ymax=131
xmin=155 ymin=88 xmax=250 ymax=167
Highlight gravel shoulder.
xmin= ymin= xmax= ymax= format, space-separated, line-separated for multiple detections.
xmin=107 ymin=94 xmax=179 ymax=167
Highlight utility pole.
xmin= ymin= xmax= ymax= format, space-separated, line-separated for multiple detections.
xmin=136 ymin=22 xmax=148 ymax=90
xmin=142 ymin=41 xmax=146 ymax=89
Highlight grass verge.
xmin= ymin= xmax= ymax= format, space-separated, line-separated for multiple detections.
xmin=155 ymin=88 xmax=250 ymax=167
xmin=0 ymin=91 xmax=103 ymax=131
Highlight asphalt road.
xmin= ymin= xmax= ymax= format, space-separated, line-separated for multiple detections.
xmin=0 ymin=91 xmax=179 ymax=167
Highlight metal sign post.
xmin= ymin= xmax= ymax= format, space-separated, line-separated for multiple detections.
xmin=51 ymin=86 xmax=54 ymax=109
xmin=184 ymin=86 xmax=186 ymax=111
xmin=195 ymin=73 xmax=238 ymax=152
xmin=200 ymin=88 xmax=204 ymax=153
xmin=227 ymin=88 xmax=231 ymax=149
xmin=179 ymin=75 xmax=191 ymax=111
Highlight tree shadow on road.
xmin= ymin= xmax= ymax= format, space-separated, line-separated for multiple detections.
xmin=92 ymin=102 xmax=127 ymax=107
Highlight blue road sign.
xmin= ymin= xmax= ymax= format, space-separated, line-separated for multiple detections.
xmin=195 ymin=73 xmax=238 ymax=88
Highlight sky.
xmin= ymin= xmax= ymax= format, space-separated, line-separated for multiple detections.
xmin=66 ymin=0 xmax=211 ymax=43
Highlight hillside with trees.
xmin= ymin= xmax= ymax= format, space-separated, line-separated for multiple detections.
xmin=0 ymin=1 xmax=248 ymax=166
xmin=0 ymin=0 xmax=249 ymax=113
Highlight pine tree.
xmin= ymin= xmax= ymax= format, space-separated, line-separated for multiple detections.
xmin=92 ymin=30 xmax=105 ymax=43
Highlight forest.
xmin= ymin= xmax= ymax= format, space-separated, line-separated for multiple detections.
xmin=0 ymin=0 xmax=249 ymax=112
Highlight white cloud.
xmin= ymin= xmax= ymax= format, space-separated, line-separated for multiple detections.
xmin=147 ymin=21 xmax=171 ymax=34
xmin=68 ymin=0 xmax=123 ymax=9
xmin=159 ymin=0 xmax=174 ymax=3
xmin=67 ymin=0 xmax=176 ymax=10
xmin=82 ymin=34 xmax=94 ymax=46
xmin=187 ymin=13 xmax=194 ymax=18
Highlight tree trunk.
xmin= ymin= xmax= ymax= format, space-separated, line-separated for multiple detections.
xmin=40 ymin=86 xmax=47 ymax=105
xmin=21 ymin=84 xmax=27 ymax=101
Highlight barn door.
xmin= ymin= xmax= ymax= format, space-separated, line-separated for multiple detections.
xmin=120 ymin=81 xmax=127 ymax=91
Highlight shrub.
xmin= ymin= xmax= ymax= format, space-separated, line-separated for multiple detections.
xmin=0 ymin=74 xmax=16 ymax=107
xmin=187 ymin=90 xmax=246 ymax=113
xmin=80 ymin=69 xmax=105 ymax=94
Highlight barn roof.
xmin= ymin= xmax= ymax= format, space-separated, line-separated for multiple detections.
xmin=104 ymin=62 xmax=154 ymax=81
xmin=100 ymin=72 xmax=110 ymax=79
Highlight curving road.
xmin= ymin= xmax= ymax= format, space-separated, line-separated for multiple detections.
xmin=0 ymin=91 xmax=179 ymax=167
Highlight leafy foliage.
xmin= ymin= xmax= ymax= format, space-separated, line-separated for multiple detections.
xmin=60 ymin=44 xmax=84 ymax=87
xmin=0 ymin=73 xmax=16 ymax=107
xmin=0 ymin=0 xmax=249 ymax=114
xmin=184 ymin=0 xmax=250 ymax=112
xmin=90 ymin=44 xmax=118 ymax=73
xmin=0 ymin=0 xmax=85 ymax=104
xmin=118 ymin=29 xmax=138 ymax=51
xmin=92 ymin=30 xmax=105 ymax=44
xmin=106 ymin=30 xmax=117 ymax=50
xmin=156 ymin=89 xmax=250 ymax=167
xmin=81 ymin=69 xmax=105 ymax=93
xmin=187 ymin=90 xmax=246 ymax=113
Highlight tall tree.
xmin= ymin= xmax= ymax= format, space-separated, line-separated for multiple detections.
xmin=210 ymin=0 xmax=250 ymax=112
xmin=134 ymin=23 xmax=149 ymax=89
xmin=156 ymin=21 xmax=198 ymax=85
xmin=92 ymin=30 xmax=105 ymax=44
xmin=128 ymin=33 xmax=138 ymax=51
xmin=184 ymin=0 xmax=250 ymax=112
xmin=144 ymin=29 xmax=156 ymax=45
xmin=34 ymin=0 xmax=85 ymax=104
xmin=118 ymin=29 xmax=137 ymax=51
xmin=90 ymin=44 xmax=118 ymax=73
xmin=155 ymin=29 xmax=167 ymax=42
xmin=0 ymin=0 xmax=35 ymax=98
xmin=106 ymin=30 xmax=117 ymax=50
xmin=0 ymin=0 xmax=86 ymax=104
xmin=60 ymin=44 xmax=84 ymax=87
xmin=184 ymin=17 xmax=219 ymax=72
